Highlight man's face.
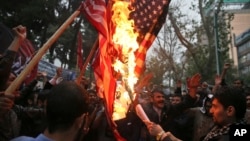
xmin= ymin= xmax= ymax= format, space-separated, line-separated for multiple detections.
xmin=210 ymin=98 xmax=229 ymax=126
xmin=88 ymin=92 xmax=99 ymax=105
xmin=234 ymin=80 xmax=242 ymax=88
xmin=56 ymin=67 xmax=63 ymax=75
xmin=151 ymin=92 xmax=165 ymax=109
xmin=171 ymin=96 xmax=182 ymax=105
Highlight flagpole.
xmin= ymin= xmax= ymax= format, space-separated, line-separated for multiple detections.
xmin=76 ymin=38 xmax=98 ymax=84
xmin=5 ymin=8 xmax=82 ymax=95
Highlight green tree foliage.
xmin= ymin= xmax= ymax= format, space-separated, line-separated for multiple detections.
xmin=168 ymin=0 xmax=236 ymax=83
xmin=0 ymin=0 xmax=97 ymax=70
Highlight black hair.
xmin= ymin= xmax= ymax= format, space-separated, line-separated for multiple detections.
xmin=213 ymin=86 xmax=246 ymax=120
xmin=151 ymin=88 xmax=165 ymax=97
xmin=233 ymin=78 xmax=244 ymax=85
xmin=38 ymin=89 xmax=50 ymax=102
xmin=46 ymin=81 xmax=89 ymax=133
xmin=172 ymin=93 xmax=183 ymax=101
xmin=244 ymin=86 xmax=250 ymax=96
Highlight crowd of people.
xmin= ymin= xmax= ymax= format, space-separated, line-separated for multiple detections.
xmin=1 ymin=25 xmax=250 ymax=141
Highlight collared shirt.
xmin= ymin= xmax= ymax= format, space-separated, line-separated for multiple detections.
xmin=11 ymin=134 xmax=53 ymax=141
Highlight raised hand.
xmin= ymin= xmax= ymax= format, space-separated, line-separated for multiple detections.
xmin=0 ymin=91 xmax=15 ymax=115
xmin=186 ymin=73 xmax=201 ymax=98
xmin=223 ymin=63 xmax=230 ymax=70
xmin=13 ymin=25 xmax=27 ymax=43
xmin=214 ymin=74 xmax=222 ymax=86
xmin=187 ymin=73 xmax=201 ymax=89
xmin=7 ymin=25 xmax=27 ymax=52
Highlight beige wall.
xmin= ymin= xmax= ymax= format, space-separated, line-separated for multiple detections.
xmin=229 ymin=11 xmax=250 ymax=69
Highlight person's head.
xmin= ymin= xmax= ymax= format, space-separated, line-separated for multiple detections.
xmin=233 ymin=78 xmax=244 ymax=88
xmin=46 ymin=81 xmax=89 ymax=134
xmin=150 ymin=89 xmax=165 ymax=109
xmin=201 ymin=81 xmax=208 ymax=89
xmin=171 ymin=94 xmax=182 ymax=105
xmin=200 ymin=94 xmax=213 ymax=116
xmin=181 ymin=90 xmax=187 ymax=96
xmin=210 ymin=86 xmax=246 ymax=126
xmin=37 ymin=90 xmax=50 ymax=108
xmin=87 ymin=89 xmax=99 ymax=105
xmin=246 ymin=94 xmax=250 ymax=110
xmin=245 ymin=87 xmax=250 ymax=110
xmin=56 ymin=67 xmax=63 ymax=76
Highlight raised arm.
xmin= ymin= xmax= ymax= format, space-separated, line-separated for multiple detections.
xmin=8 ymin=25 xmax=27 ymax=52
xmin=187 ymin=73 xmax=201 ymax=99
xmin=220 ymin=63 xmax=230 ymax=81
xmin=0 ymin=25 xmax=27 ymax=90
xmin=212 ymin=63 xmax=230 ymax=94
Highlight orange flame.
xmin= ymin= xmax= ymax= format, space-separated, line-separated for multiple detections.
xmin=111 ymin=0 xmax=139 ymax=120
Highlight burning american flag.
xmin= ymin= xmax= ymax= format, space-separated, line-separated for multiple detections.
xmin=81 ymin=0 xmax=171 ymax=140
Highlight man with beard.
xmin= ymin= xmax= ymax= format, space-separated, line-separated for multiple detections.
xmin=139 ymin=88 xmax=168 ymax=141
xmin=140 ymin=74 xmax=200 ymax=141
xmin=202 ymin=86 xmax=247 ymax=141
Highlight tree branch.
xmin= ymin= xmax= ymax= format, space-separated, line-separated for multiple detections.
xmin=168 ymin=12 xmax=202 ymax=71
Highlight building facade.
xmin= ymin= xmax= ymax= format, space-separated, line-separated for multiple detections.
xmin=205 ymin=0 xmax=250 ymax=75
xmin=235 ymin=28 xmax=250 ymax=75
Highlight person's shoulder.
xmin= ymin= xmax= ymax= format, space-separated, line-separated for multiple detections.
xmin=11 ymin=136 xmax=35 ymax=141
xmin=141 ymin=102 xmax=152 ymax=109
xmin=11 ymin=134 xmax=52 ymax=141
xmin=245 ymin=109 xmax=250 ymax=124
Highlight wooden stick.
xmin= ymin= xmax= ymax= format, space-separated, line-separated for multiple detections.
xmin=76 ymin=39 xmax=98 ymax=84
xmin=5 ymin=10 xmax=81 ymax=95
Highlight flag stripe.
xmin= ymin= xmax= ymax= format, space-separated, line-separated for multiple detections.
xmin=81 ymin=1 xmax=126 ymax=140
xmin=131 ymin=0 xmax=171 ymax=76
xmin=82 ymin=0 xmax=108 ymax=37
xmin=81 ymin=0 xmax=171 ymax=140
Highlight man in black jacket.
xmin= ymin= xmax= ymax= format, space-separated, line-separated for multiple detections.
xmin=202 ymin=86 xmax=247 ymax=141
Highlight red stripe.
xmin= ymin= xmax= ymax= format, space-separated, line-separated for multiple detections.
xmin=134 ymin=34 xmax=155 ymax=76
xmin=81 ymin=1 xmax=125 ymax=140
xmin=81 ymin=0 xmax=108 ymax=38
xmin=19 ymin=40 xmax=34 ymax=57
xmin=81 ymin=0 xmax=170 ymax=140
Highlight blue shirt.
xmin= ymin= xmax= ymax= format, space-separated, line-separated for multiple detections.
xmin=11 ymin=134 xmax=53 ymax=141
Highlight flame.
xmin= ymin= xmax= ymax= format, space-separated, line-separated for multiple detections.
xmin=111 ymin=0 xmax=139 ymax=120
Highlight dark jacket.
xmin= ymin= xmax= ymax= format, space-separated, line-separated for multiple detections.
xmin=161 ymin=95 xmax=196 ymax=141
xmin=0 ymin=105 xmax=45 ymax=141
xmin=0 ymin=50 xmax=17 ymax=90
xmin=139 ymin=95 xmax=196 ymax=141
